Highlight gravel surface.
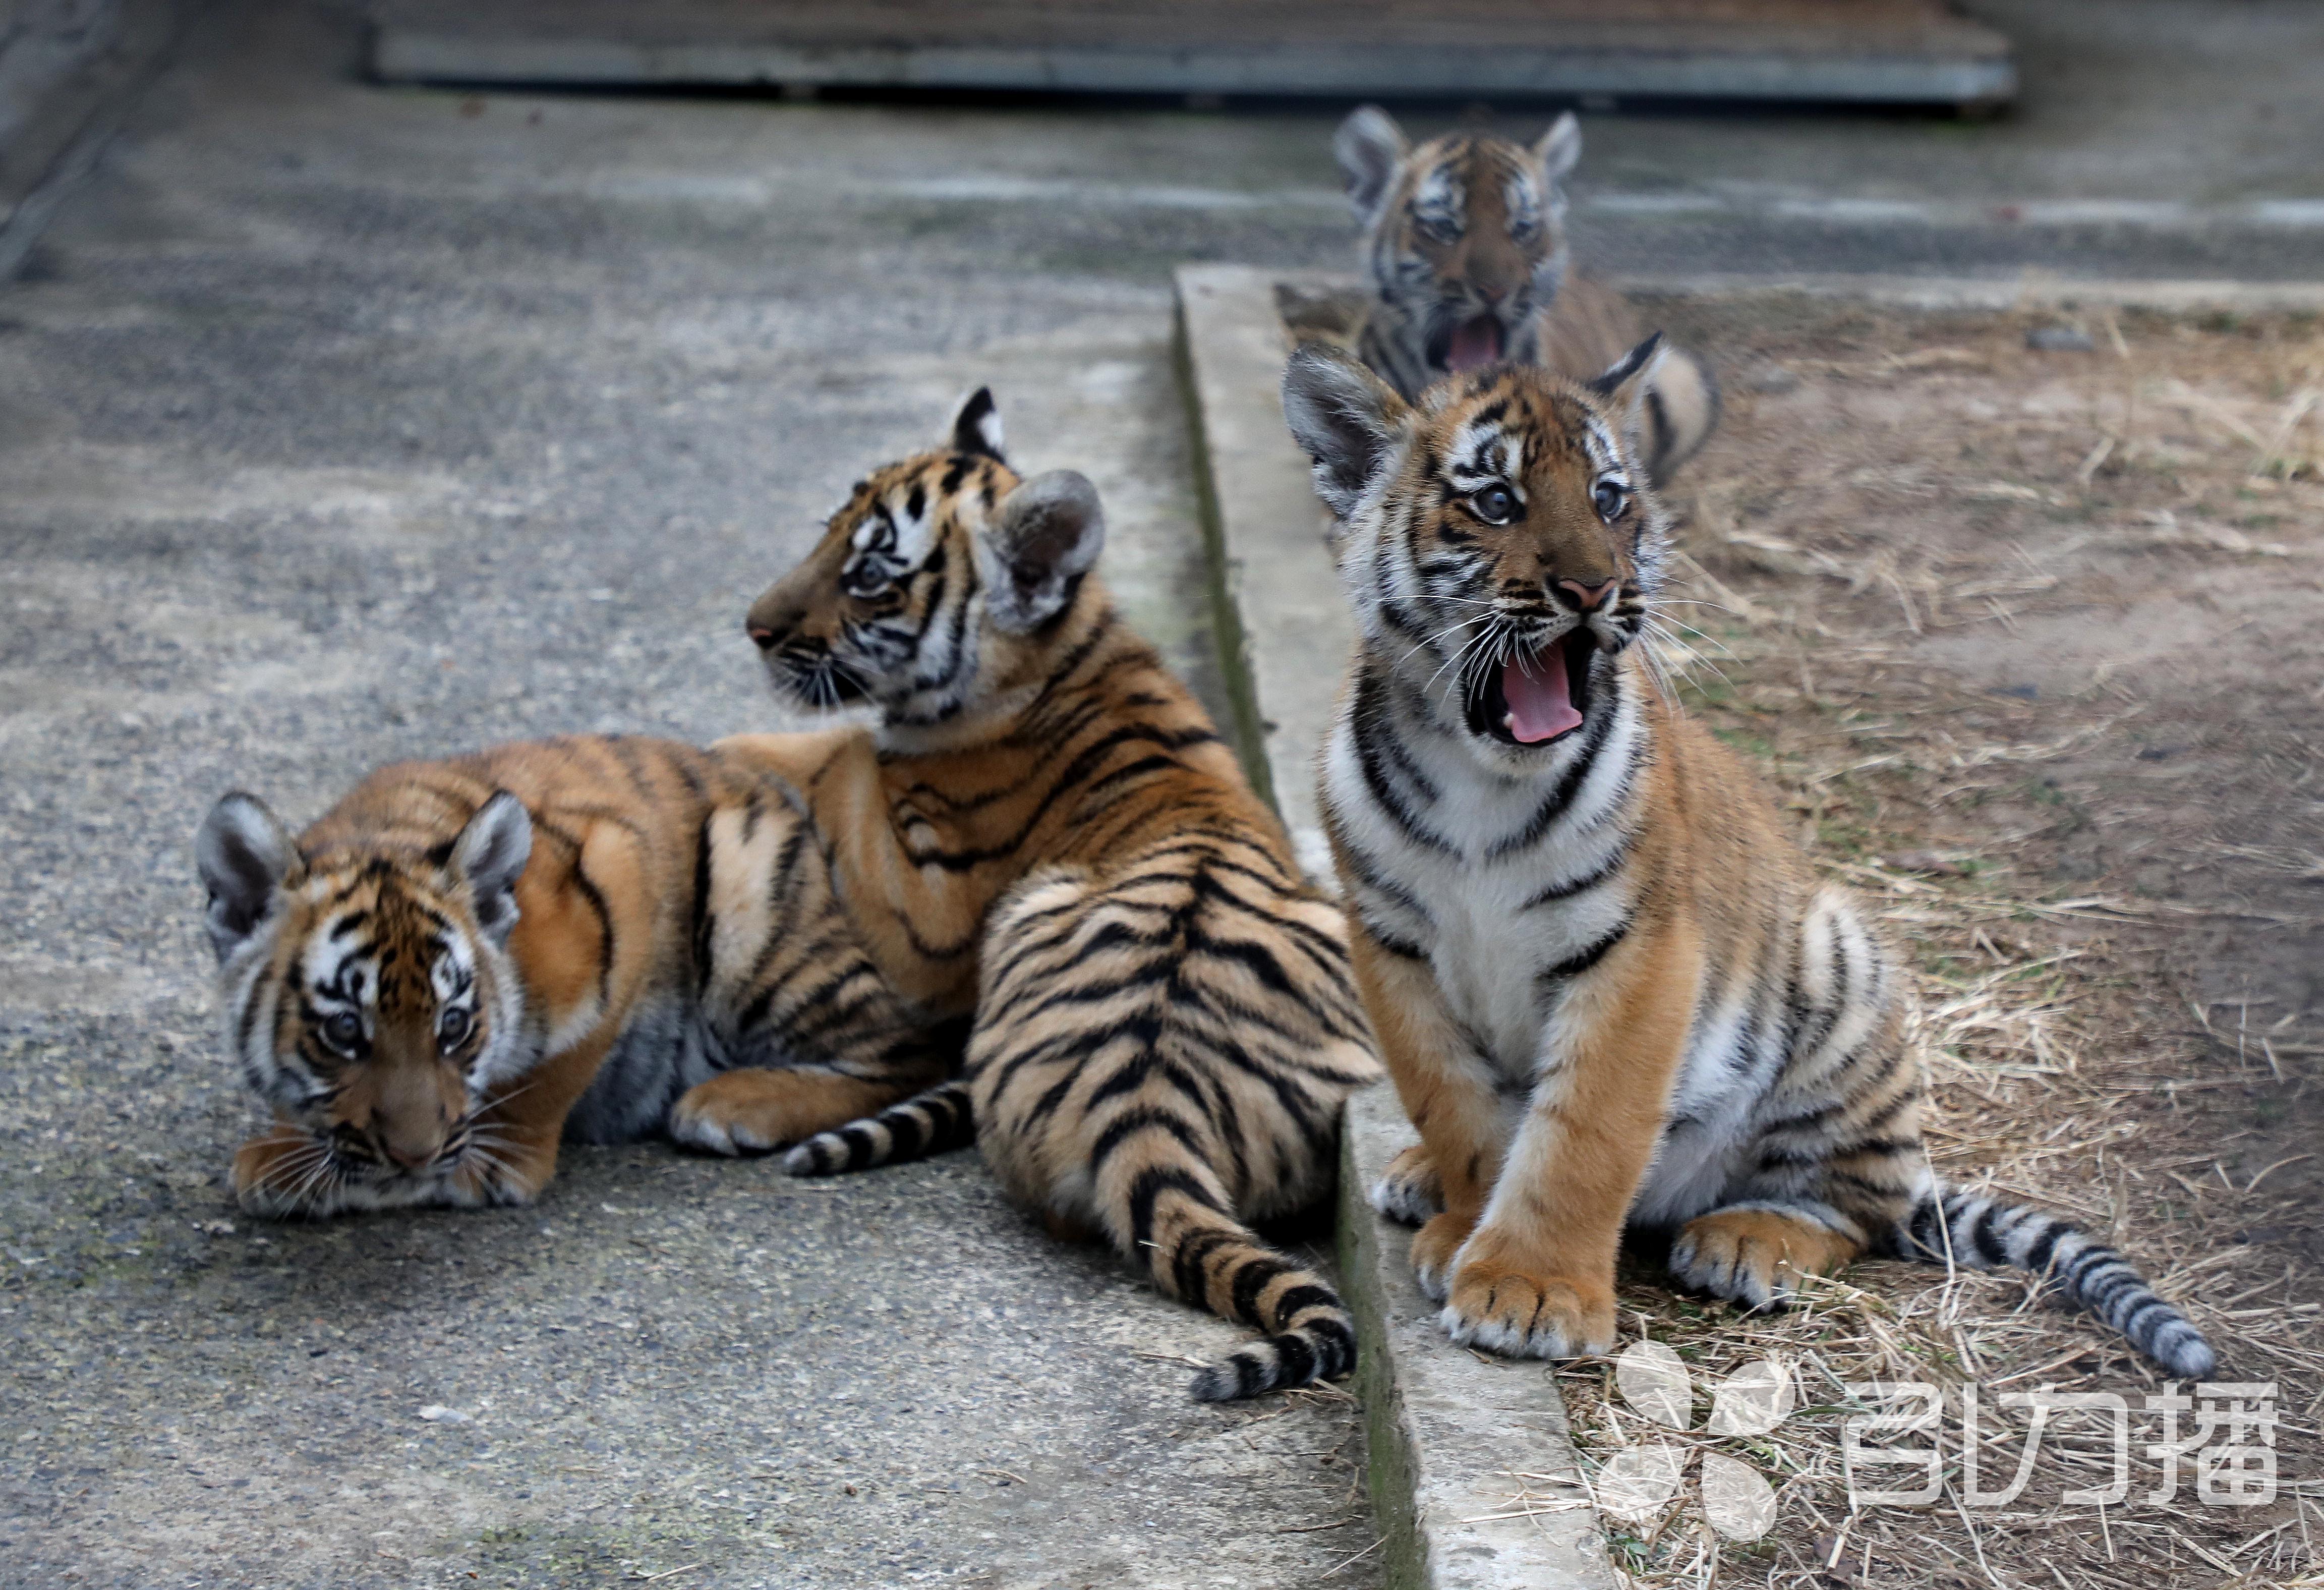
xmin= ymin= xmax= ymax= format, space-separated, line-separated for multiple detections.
xmin=6 ymin=0 xmax=2318 ymax=1582
xmin=0 ymin=5 xmax=1375 ymax=1583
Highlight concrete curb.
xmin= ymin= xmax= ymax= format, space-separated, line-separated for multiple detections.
xmin=1340 ymin=1088 xmax=1616 ymax=1590
xmin=1173 ymin=263 xmax=1351 ymax=875
xmin=1175 ymin=261 xmax=1618 ymax=1590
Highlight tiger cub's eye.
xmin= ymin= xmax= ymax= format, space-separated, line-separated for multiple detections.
xmin=437 ymin=1008 xmax=473 ymax=1050
xmin=322 ymin=1010 xmax=362 ymax=1051
xmin=1592 ymin=480 xmax=1629 ymax=522
xmin=1469 ymin=484 xmax=1519 ymax=525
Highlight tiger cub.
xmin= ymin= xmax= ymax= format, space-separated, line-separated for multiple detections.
xmin=1279 ymin=340 xmax=2218 ymax=1379
xmin=714 ymin=390 xmax=1383 ymax=1399
xmin=1331 ymin=105 xmax=1718 ymax=486
xmin=194 ymin=735 xmax=951 ymax=1215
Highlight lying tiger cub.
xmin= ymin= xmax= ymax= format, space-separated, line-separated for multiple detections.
xmin=1330 ymin=104 xmax=1718 ymax=487
xmin=195 ymin=734 xmax=953 ymax=1216
xmin=1280 ymin=339 xmax=2218 ymax=1379
xmin=715 ymin=390 xmax=1382 ymax=1400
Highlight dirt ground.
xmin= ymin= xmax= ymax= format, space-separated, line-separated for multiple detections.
xmin=1539 ymin=296 xmax=2323 ymax=1589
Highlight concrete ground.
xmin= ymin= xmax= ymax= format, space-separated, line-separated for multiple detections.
xmin=0 ymin=6 xmax=1370 ymax=1586
xmin=3 ymin=0 xmax=2320 ymax=1585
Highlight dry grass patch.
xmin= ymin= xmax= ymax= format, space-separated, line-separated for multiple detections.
xmin=1539 ymin=296 xmax=2324 ymax=1589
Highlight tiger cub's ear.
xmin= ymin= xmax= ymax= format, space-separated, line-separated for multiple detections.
xmin=1281 ymin=343 xmax=1410 ymax=521
xmin=1586 ymin=332 xmax=1670 ymax=473
xmin=1534 ymin=110 xmax=1583 ymax=184
xmin=949 ymin=386 xmax=1007 ymax=463
xmin=195 ymin=792 xmax=301 ymax=963
xmin=449 ymin=792 xmax=533 ymax=948
xmin=979 ymin=470 xmax=1105 ymax=634
xmin=1333 ymin=104 xmax=1409 ymax=223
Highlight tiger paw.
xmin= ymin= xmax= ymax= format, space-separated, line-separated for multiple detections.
xmin=1440 ymin=1261 xmax=1616 ymax=1359
xmin=670 ymin=1069 xmax=895 ymax=1157
xmin=1409 ymin=1211 xmax=1474 ymax=1303
xmin=1669 ymin=1207 xmax=1859 ymax=1311
xmin=1370 ymin=1144 xmax=1442 ymax=1226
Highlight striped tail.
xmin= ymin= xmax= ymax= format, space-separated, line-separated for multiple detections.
xmin=780 ymin=1080 xmax=975 ymax=1177
xmin=1110 ymin=1160 xmax=1356 ymax=1402
xmin=1895 ymin=1186 xmax=2218 ymax=1379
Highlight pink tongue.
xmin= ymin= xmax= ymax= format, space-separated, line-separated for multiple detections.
xmin=1503 ymin=650 xmax=1583 ymax=744
xmin=1445 ymin=316 xmax=1503 ymax=373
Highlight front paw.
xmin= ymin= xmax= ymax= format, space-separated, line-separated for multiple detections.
xmin=1409 ymin=1212 xmax=1473 ymax=1303
xmin=1440 ymin=1260 xmax=1616 ymax=1359
xmin=1370 ymin=1145 xmax=1443 ymax=1226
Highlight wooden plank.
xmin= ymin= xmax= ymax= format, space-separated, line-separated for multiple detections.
xmin=369 ymin=0 xmax=2016 ymax=109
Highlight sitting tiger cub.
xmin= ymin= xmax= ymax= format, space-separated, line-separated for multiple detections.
xmin=1280 ymin=340 xmax=2218 ymax=1379
xmin=713 ymin=390 xmax=1383 ymax=1399
xmin=194 ymin=735 xmax=951 ymax=1216
xmin=1331 ymin=105 xmax=1718 ymax=486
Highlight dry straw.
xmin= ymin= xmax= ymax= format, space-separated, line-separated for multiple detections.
xmin=1545 ymin=299 xmax=2323 ymax=1589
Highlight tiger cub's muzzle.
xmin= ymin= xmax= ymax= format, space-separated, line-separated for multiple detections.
xmin=1461 ymin=583 xmax=1629 ymax=749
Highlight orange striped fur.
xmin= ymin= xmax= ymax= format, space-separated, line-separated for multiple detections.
xmin=195 ymin=736 xmax=951 ymax=1215
xmin=1281 ymin=344 xmax=2216 ymax=1379
xmin=718 ymin=391 xmax=1383 ymax=1398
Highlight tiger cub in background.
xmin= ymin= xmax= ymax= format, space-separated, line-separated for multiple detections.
xmin=1279 ymin=340 xmax=2218 ymax=1379
xmin=716 ymin=390 xmax=1382 ymax=1399
xmin=195 ymin=735 xmax=952 ymax=1215
xmin=1331 ymin=105 xmax=1719 ymax=487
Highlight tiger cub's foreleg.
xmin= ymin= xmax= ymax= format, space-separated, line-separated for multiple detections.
xmin=1369 ymin=1143 xmax=1443 ymax=1226
xmin=1357 ymin=915 xmax=1705 ymax=1358
xmin=1345 ymin=926 xmax=1505 ymax=1300
xmin=670 ymin=1069 xmax=920 ymax=1157
xmin=1444 ymin=921 xmax=1701 ymax=1358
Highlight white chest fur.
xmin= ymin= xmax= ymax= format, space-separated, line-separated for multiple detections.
xmin=1323 ymin=685 xmax=1645 ymax=1081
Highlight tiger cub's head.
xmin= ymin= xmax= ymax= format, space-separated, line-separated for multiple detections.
xmin=1335 ymin=106 xmax=1582 ymax=391
xmin=194 ymin=789 xmax=534 ymax=1208
xmin=1284 ymin=337 xmax=1674 ymax=769
xmin=744 ymin=388 xmax=1107 ymax=730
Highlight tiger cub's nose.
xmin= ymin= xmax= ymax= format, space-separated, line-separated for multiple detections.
xmin=1555 ymin=578 xmax=1620 ymax=614
xmin=746 ymin=624 xmax=778 ymax=651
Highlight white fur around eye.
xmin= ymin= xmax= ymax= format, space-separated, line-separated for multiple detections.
xmin=1502 ymin=173 xmax=1546 ymax=236
xmin=431 ymin=941 xmax=475 ymax=1002
xmin=301 ymin=925 xmax=376 ymax=1009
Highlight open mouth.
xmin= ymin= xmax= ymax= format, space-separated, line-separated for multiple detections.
xmin=1439 ymin=314 xmax=1505 ymax=375
xmin=1465 ymin=631 xmax=1596 ymax=747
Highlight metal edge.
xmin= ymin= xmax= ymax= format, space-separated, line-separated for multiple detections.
xmin=370 ymin=33 xmax=2015 ymax=105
